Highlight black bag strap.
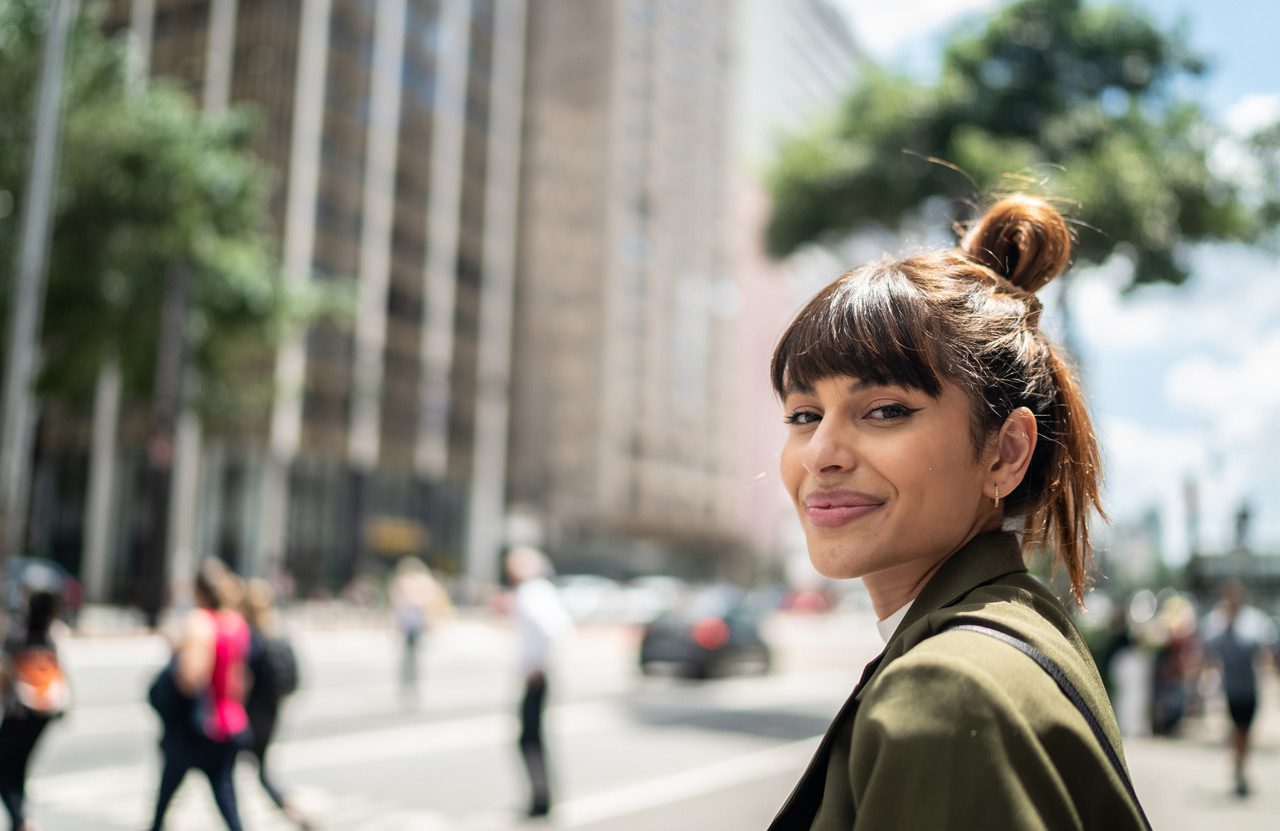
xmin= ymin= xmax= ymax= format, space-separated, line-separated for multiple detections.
xmin=942 ymin=623 xmax=1153 ymax=831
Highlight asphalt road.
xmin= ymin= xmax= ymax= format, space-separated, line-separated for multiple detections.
xmin=24 ymin=611 xmax=874 ymax=830
xmin=20 ymin=607 xmax=1280 ymax=830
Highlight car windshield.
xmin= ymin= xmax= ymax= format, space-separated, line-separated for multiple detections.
xmin=684 ymin=585 xmax=745 ymax=618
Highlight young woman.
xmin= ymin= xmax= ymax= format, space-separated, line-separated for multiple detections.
xmin=149 ymin=558 xmax=250 ymax=831
xmin=768 ymin=195 xmax=1150 ymax=829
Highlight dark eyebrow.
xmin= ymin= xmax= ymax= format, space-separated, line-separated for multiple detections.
xmin=782 ymin=380 xmax=815 ymax=397
xmin=846 ymin=379 xmax=875 ymax=394
xmin=783 ymin=377 xmax=874 ymax=398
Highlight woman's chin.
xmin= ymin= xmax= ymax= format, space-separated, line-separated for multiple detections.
xmin=807 ymin=550 xmax=864 ymax=581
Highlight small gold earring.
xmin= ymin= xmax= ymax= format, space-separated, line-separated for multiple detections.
xmin=993 ymin=484 xmax=1000 ymax=508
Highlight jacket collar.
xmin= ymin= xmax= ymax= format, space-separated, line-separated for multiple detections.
xmin=767 ymin=530 xmax=1029 ymax=829
xmin=857 ymin=530 xmax=1026 ymax=698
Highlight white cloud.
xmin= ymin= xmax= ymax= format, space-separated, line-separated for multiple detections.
xmin=1209 ymin=94 xmax=1280 ymax=202
xmin=834 ymin=0 xmax=1002 ymax=61
xmin=1164 ymin=334 xmax=1280 ymax=446
xmin=1076 ymin=242 xmax=1280 ymax=559
xmin=1224 ymin=92 xmax=1280 ymax=137
xmin=1068 ymin=262 xmax=1171 ymax=351
xmin=1072 ymin=246 xmax=1280 ymax=358
xmin=1097 ymin=413 xmax=1279 ymax=562
xmin=1099 ymin=417 xmax=1207 ymax=517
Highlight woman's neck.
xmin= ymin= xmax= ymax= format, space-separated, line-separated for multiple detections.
xmin=863 ymin=522 xmax=999 ymax=619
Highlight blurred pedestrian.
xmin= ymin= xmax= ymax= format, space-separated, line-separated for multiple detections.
xmin=505 ymin=546 xmax=572 ymax=819
xmin=147 ymin=558 xmax=251 ymax=831
xmin=388 ymin=556 xmax=451 ymax=701
xmin=1150 ymin=593 xmax=1199 ymax=736
xmin=1 ymin=564 xmax=71 ymax=831
xmin=1105 ymin=598 xmax=1151 ymax=738
xmin=242 ymin=578 xmax=312 ymax=829
xmin=767 ymin=195 xmax=1150 ymax=829
xmin=1202 ymin=580 xmax=1278 ymax=797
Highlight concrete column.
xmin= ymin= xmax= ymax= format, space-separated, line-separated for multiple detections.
xmin=203 ymin=0 xmax=238 ymax=116
xmin=414 ymin=0 xmax=472 ymax=478
xmin=596 ymin=0 xmax=636 ymax=515
xmin=348 ymin=0 xmax=408 ymax=469
xmin=167 ymin=406 xmax=202 ymax=589
xmin=162 ymin=0 xmax=239 ymax=596
xmin=82 ymin=357 xmax=120 ymax=601
xmin=0 ymin=0 xmax=78 ymax=559
xmin=128 ymin=0 xmax=156 ymax=83
xmin=465 ymin=0 xmax=527 ymax=585
xmin=257 ymin=0 xmax=333 ymax=578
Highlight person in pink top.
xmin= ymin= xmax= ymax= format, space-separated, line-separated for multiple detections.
xmin=149 ymin=558 xmax=250 ymax=831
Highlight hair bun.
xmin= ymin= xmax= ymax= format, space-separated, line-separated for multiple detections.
xmin=960 ymin=194 xmax=1072 ymax=293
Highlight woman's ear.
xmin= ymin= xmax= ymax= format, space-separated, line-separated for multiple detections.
xmin=989 ymin=407 xmax=1038 ymax=502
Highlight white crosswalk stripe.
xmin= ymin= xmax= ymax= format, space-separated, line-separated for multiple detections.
xmin=31 ymin=764 xmax=475 ymax=830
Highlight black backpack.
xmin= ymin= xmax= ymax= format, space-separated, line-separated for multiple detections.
xmin=260 ymin=636 xmax=299 ymax=698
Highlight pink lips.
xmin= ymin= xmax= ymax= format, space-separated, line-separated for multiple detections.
xmin=803 ymin=489 xmax=884 ymax=528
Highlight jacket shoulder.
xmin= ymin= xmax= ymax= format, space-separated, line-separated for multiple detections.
xmin=848 ymin=637 xmax=1085 ymax=829
xmin=859 ymin=628 xmax=1068 ymax=745
xmin=844 ymin=605 xmax=1140 ymax=831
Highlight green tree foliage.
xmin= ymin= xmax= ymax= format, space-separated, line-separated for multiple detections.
xmin=1250 ymin=121 xmax=1280 ymax=237
xmin=0 ymin=0 xmax=341 ymax=425
xmin=766 ymin=0 xmax=1273 ymax=286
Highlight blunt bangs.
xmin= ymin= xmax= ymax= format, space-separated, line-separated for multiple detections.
xmin=771 ymin=265 xmax=950 ymax=399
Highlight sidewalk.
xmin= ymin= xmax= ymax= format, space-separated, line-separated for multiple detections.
xmin=1125 ymin=675 xmax=1280 ymax=830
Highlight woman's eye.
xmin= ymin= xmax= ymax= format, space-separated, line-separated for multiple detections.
xmin=784 ymin=410 xmax=820 ymax=426
xmin=867 ymin=403 xmax=921 ymax=421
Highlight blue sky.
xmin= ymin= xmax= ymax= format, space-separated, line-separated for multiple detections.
xmin=835 ymin=0 xmax=1280 ymax=564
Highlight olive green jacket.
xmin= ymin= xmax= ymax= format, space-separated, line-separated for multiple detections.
xmin=769 ymin=531 xmax=1147 ymax=830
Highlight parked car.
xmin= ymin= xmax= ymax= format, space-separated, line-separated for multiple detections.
xmin=638 ymin=584 xmax=772 ymax=679
xmin=555 ymin=574 xmax=627 ymax=623
xmin=619 ymin=575 xmax=688 ymax=625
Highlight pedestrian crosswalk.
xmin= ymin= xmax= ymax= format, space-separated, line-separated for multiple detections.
xmin=26 ymin=702 xmax=625 ymax=830
xmin=29 ymin=622 xmax=863 ymax=830
xmin=30 ymin=763 xmax=477 ymax=830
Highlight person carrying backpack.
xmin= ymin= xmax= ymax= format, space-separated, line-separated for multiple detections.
xmin=1 ymin=563 xmax=71 ymax=831
xmin=148 ymin=558 xmax=250 ymax=831
xmin=242 ymin=578 xmax=311 ymax=830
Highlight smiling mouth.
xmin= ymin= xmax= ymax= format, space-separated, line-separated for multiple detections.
xmin=806 ymin=503 xmax=882 ymax=528
xmin=803 ymin=490 xmax=885 ymax=528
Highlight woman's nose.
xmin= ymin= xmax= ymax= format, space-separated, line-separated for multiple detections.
xmin=803 ymin=420 xmax=854 ymax=475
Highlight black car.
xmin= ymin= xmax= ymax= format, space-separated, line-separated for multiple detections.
xmin=638 ymin=584 xmax=772 ymax=679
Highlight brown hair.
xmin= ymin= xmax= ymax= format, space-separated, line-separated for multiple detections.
xmin=242 ymin=577 xmax=277 ymax=632
xmin=194 ymin=557 xmax=243 ymax=611
xmin=771 ymin=194 xmax=1103 ymax=603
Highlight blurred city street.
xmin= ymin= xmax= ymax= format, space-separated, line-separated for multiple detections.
xmin=20 ymin=606 xmax=1280 ymax=830
xmin=1126 ymin=688 xmax=1280 ymax=831
xmin=3 ymin=0 xmax=1279 ymax=828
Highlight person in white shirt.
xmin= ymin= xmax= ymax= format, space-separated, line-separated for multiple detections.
xmin=505 ymin=546 xmax=572 ymax=819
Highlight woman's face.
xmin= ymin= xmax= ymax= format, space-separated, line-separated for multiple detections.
xmin=780 ymin=374 xmax=997 ymax=592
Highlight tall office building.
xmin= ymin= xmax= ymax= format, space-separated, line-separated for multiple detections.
xmin=27 ymin=0 xmax=859 ymax=597
xmin=728 ymin=0 xmax=863 ymax=577
xmin=509 ymin=0 xmax=861 ymax=576
xmin=30 ymin=0 xmax=527 ymax=596
xmin=510 ymin=0 xmax=734 ymax=575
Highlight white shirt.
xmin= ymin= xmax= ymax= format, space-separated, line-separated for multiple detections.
xmin=876 ymin=600 xmax=914 ymax=644
xmin=514 ymin=577 xmax=573 ymax=674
